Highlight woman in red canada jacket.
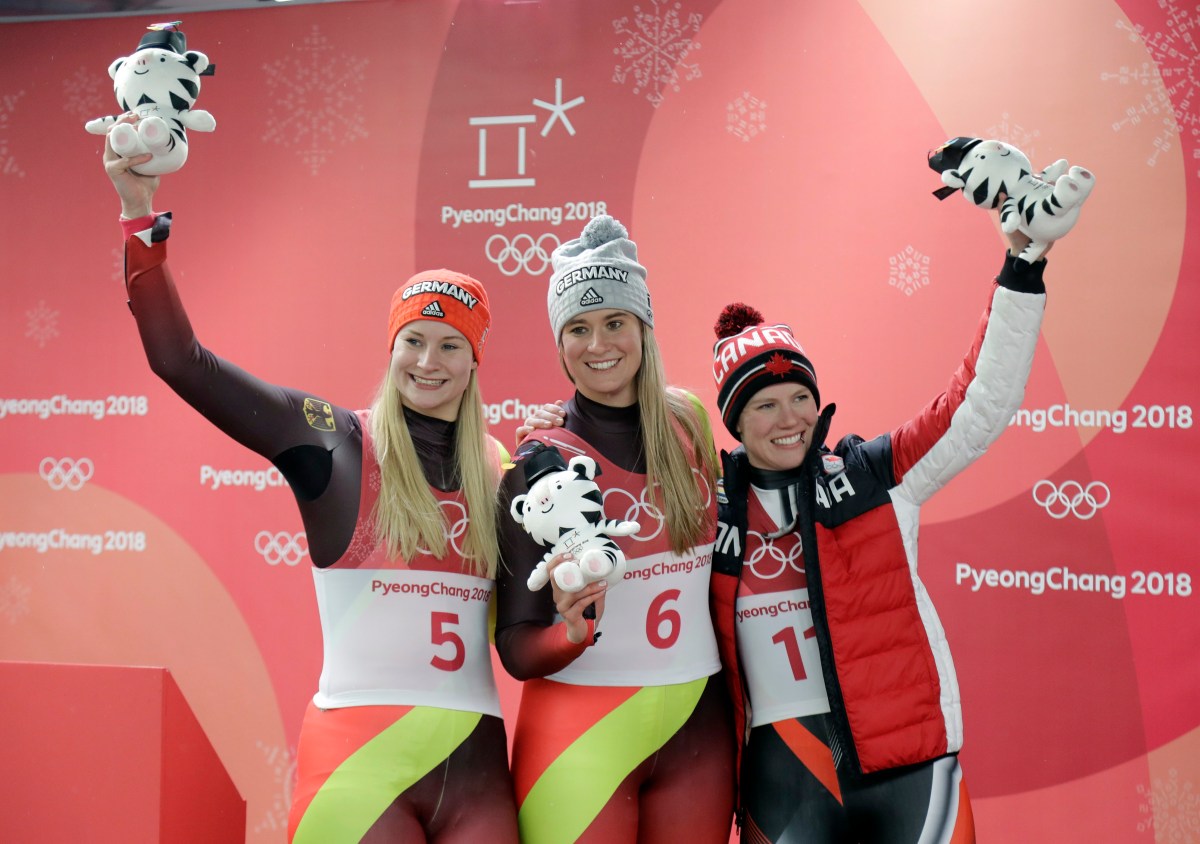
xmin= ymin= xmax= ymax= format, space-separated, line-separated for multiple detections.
xmin=709 ymin=225 xmax=1048 ymax=843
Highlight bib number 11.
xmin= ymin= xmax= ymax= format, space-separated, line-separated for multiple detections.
xmin=772 ymin=625 xmax=816 ymax=681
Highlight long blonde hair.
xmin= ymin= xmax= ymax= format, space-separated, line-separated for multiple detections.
xmin=367 ymin=367 xmax=500 ymax=578
xmin=557 ymin=325 xmax=717 ymax=554
xmin=636 ymin=329 xmax=717 ymax=554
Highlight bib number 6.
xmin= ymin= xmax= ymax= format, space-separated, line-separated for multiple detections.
xmin=646 ymin=589 xmax=682 ymax=649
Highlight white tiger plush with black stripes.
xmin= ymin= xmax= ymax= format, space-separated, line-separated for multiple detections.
xmin=85 ymin=23 xmax=215 ymax=176
xmin=510 ymin=454 xmax=640 ymax=594
xmin=929 ymin=137 xmax=1095 ymax=264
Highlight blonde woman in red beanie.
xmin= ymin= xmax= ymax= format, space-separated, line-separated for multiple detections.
xmin=705 ymin=218 xmax=1051 ymax=843
xmin=495 ymin=215 xmax=736 ymax=843
xmin=102 ymin=129 xmax=517 ymax=843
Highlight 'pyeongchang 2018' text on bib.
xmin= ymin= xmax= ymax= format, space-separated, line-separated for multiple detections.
xmin=312 ymin=567 xmax=500 ymax=715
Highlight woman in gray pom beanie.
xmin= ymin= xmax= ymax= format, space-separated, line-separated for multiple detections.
xmin=495 ymin=215 xmax=736 ymax=842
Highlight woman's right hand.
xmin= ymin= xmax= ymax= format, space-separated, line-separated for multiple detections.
xmin=103 ymin=115 xmax=159 ymax=219
xmin=547 ymin=551 xmax=606 ymax=644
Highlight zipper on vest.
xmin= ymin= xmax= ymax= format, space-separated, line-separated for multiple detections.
xmin=794 ymin=457 xmax=863 ymax=778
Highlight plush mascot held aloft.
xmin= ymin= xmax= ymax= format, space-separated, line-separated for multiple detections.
xmin=929 ymin=136 xmax=1095 ymax=264
xmin=85 ymin=21 xmax=216 ymax=175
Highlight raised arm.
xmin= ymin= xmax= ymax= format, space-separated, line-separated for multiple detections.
xmin=103 ymin=120 xmax=360 ymax=564
xmin=888 ymin=222 xmax=1048 ymax=504
xmin=105 ymin=121 xmax=353 ymax=460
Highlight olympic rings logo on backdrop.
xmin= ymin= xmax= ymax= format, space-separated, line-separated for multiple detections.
xmin=603 ymin=486 xmax=665 ymax=542
xmin=416 ymin=500 xmax=470 ymax=558
xmin=255 ymin=531 xmax=309 ymax=566
xmin=1032 ymin=480 xmax=1111 ymax=520
xmin=745 ymin=530 xmax=805 ymax=580
xmin=39 ymin=457 xmax=94 ymax=491
xmin=485 ymin=233 xmax=560 ymax=277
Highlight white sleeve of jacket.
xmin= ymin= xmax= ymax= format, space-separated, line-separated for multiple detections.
xmin=893 ymin=285 xmax=1045 ymax=507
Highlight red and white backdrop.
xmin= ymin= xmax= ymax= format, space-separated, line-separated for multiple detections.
xmin=1 ymin=0 xmax=1197 ymax=840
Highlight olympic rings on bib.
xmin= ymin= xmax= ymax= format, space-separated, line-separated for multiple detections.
xmin=744 ymin=530 xmax=805 ymax=581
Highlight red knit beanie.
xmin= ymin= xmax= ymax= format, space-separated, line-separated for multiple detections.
xmin=712 ymin=303 xmax=819 ymax=439
xmin=388 ymin=269 xmax=491 ymax=362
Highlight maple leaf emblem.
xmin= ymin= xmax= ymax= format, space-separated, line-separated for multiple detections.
xmin=764 ymin=352 xmax=794 ymax=377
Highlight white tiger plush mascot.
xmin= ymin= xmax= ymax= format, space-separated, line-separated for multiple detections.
xmin=929 ymin=137 xmax=1095 ymax=264
xmin=85 ymin=22 xmax=215 ymax=176
xmin=510 ymin=448 xmax=640 ymax=594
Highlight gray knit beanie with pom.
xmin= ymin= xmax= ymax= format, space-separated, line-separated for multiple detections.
xmin=547 ymin=215 xmax=653 ymax=341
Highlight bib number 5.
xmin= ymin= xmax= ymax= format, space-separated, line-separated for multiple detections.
xmin=430 ymin=611 xmax=465 ymax=672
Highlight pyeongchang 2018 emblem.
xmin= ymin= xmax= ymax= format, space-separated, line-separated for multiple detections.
xmin=1032 ymin=480 xmax=1111 ymax=520
xmin=255 ymin=531 xmax=309 ymax=566
xmin=39 ymin=457 xmax=94 ymax=491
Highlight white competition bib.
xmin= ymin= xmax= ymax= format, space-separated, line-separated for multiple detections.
xmin=736 ymin=587 xmax=831 ymax=726
xmin=549 ymin=544 xmax=720 ymax=686
xmin=312 ymin=567 xmax=500 ymax=715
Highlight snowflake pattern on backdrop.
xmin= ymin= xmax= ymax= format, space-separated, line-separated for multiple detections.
xmin=1103 ymin=3 xmax=1200 ymax=176
xmin=0 ymin=576 xmax=32 ymax=624
xmin=888 ymin=245 xmax=931 ymax=297
xmin=613 ymin=1 xmax=703 ymax=108
xmin=26 ymin=301 xmax=60 ymax=348
xmin=984 ymin=112 xmax=1041 ymax=164
xmin=262 ymin=25 xmax=369 ymax=175
xmin=64 ymin=66 xmax=109 ymax=125
xmin=252 ymin=741 xmax=297 ymax=835
xmin=727 ymin=91 xmax=767 ymax=142
xmin=1 ymin=90 xmax=27 ymax=177
xmin=1137 ymin=767 xmax=1200 ymax=842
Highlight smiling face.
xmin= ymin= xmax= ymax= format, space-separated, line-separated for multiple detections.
xmin=110 ymin=47 xmax=203 ymax=114
xmin=559 ymin=309 xmax=643 ymax=407
xmin=389 ymin=319 xmax=477 ymax=421
xmin=737 ymin=382 xmax=820 ymax=471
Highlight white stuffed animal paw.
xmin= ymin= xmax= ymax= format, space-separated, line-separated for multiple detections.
xmin=551 ymin=560 xmax=591 ymax=593
xmin=1053 ymin=166 xmax=1095 ymax=209
xmin=138 ymin=116 xmax=175 ymax=155
xmin=106 ymin=121 xmax=142 ymax=158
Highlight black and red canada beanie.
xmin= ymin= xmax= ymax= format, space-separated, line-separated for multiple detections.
xmin=712 ymin=303 xmax=820 ymax=439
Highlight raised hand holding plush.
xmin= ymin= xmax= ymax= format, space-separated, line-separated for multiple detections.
xmin=929 ymin=137 xmax=1095 ymax=263
xmin=85 ymin=22 xmax=216 ymax=176
xmin=510 ymin=444 xmax=639 ymax=594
